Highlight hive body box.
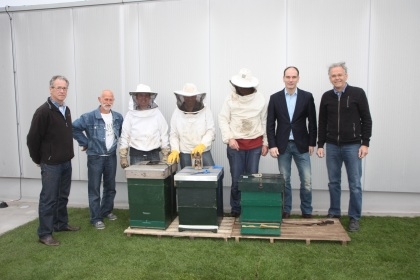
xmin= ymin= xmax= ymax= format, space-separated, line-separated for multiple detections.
xmin=174 ymin=166 xmax=224 ymax=233
xmin=125 ymin=162 xmax=177 ymax=229
xmin=238 ymin=174 xmax=284 ymax=236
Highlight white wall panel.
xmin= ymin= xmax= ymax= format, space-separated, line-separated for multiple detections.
xmin=287 ymin=0 xmax=371 ymax=194
xmin=1 ymin=0 xmax=420 ymax=215
xmin=121 ymin=3 xmax=141 ymax=114
xmin=0 ymin=14 xmax=21 ymax=178
xmin=366 ymin=0 xmax=420 ymax=192
xmin=72 ymin=4 xmax=126 ymax=181
xmin=137 ymin=0 xmax=210 ymax=124
xmin=210 ymin=0 xmax=287 ymax=188
xmin=12 ymin=9 xmax=77 ymax=179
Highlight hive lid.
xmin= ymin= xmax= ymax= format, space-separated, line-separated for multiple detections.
xmin=125 ymin=162 xmax=177 ymax=179
xmin=174 ymin=166 xmax=224 ymax=181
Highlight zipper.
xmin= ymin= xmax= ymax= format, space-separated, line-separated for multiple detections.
xmin=353 ymin=123 xmax=356 ymax=138
xmin=337 ymin=94 xmax=341 ymax=145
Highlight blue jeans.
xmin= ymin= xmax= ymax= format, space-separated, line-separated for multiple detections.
xmin=87 ymin=154 xmax=117 ymax=224
xmin=180 ymin=151 xmax=215 ymax=169
xmin=326 ymin=143 xmax=362 ymax=220
xmin=38 ymin=161 xmax=72 ymax=238
xmin=130 ymin=148 xmax=160 ymax=164
xmin=277 ymin=141 xmax=312 ymax=215
xmin=227 ymin=146 xmax=262 ymax=214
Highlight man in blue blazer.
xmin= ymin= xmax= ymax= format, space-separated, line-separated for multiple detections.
xmin=267 ymin=66 xmax=317 ymax=218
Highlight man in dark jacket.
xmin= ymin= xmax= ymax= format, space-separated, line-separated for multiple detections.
xmin=267 ymin=66 xmax=317 ymax=219
xmin=317 ymin=62 xmax=372 ymax=232
xmin=27 ymin=75 xmax=80 ymax=246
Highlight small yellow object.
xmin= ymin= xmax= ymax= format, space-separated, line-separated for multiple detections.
xmin=167 ymin=150 xmax=180 ymax=163
xmin=191 ymin=143 xmax=206 ymax=155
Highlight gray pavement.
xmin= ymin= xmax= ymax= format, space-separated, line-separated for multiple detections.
xmin=0 ymin=200 xmax=38 ymax=236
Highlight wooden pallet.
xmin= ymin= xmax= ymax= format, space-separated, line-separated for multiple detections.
xmin=124 ymin=217 xmax=350 ymax=245
xmin=231 ymin=218 xmax=351 ymax=245
xmin=124 ymin=217 xmax=235 ymax=241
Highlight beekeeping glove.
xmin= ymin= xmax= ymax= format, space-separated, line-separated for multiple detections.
xmin=119 ymin=148 xmax=129 ymax=169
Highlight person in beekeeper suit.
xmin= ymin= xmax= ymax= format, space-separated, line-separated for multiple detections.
xmin=167 ymin=83 xmax=215 ymax=168
xmin=218 ymin=68 xmax=269 ymax=218
xmin=119 ymin=84 xmax=170 ymax=168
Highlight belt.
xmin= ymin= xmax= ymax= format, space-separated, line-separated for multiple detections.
xmin=288 ymin=140 xmax=294 ymax=142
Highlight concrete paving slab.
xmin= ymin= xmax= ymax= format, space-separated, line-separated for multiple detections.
xmin=0 ymin=201 xmax=38 ymax=236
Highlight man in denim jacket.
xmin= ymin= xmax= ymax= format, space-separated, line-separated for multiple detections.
xmin=73 ymin=90 xmax=123 ymax=229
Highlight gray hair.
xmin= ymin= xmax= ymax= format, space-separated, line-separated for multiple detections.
xmin=49 ymin=75 xmax=69 ymax=87
xmin=328 ymin=62 xmax=347 ymax=75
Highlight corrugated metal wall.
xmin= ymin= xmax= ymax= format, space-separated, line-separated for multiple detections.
xmin=1 ymin=0 xmax=419 ymax=206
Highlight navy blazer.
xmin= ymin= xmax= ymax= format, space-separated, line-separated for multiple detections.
xmin=267 ymin=88 xmax=317 ymax=154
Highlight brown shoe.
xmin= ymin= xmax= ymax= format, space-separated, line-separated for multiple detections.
xmin=302 ymin=214 xmax=313 ymax=219
xmin=39 ymin=235 xmax=60 ymax=246
xmin=56 ymin=225 xmax=81 ymax=232
xmin=282 ymin=212 xmax=290 ymax=219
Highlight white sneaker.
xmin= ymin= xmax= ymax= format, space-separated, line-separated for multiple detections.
xmin=94 ymin=221 xmax=105 ymax=229
xmin=106 ymin=213 xmax=117 ymax=221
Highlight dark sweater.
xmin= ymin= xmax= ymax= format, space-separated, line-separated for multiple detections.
xmin=317 ymin=85 xmax=372 ymax=147
xmin=27 ymin=98 xmax=74 ymax=165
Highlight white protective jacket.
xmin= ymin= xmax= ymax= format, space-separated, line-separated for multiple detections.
xmin=120 ymin=108 xmax=169 ymax=151
xmin=169 ymin=106 xmax=215 ymax=153
xmin=218 ymin=90 xmax=268 ymax=146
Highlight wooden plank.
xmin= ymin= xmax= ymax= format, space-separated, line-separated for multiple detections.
xmin=124 ymin=217 xmax=350 ymax=245
xmin=231 ymin=218 xmax=351 ymax=244
xmin=124 ymin=217 xmax=234 ymax=241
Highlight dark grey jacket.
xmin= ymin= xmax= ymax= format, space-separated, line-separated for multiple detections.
xmin=27 ymin=98 xmax=74 ymax=164
xmin=317 ymin=84 xmax=372 ymax=147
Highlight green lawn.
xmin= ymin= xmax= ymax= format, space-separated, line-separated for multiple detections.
xmin=1 ymin=208 xmax=419 ymax=279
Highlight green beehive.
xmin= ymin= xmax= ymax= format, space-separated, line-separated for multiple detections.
xmin=238 ymin=174 xmax=284 ymax=236
xmin=174 ymin=166 xmax=224 ymax=233
xmin=125 ymin=162 xmax=177 ymax=229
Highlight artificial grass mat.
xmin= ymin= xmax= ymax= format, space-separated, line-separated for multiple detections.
xmin=1 ymin=208 xmax=419 ymax=279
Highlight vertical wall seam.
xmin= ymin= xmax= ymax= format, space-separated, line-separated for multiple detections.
xmin=70 ymin=7 xmax=81 ymax=179
xmin=363 ymin=0 xmax=373 ymax=190
xmin=208 ymin=0 xmax=211 ymax=108
xmin=6 ymin=6 xmax=22 ymax=200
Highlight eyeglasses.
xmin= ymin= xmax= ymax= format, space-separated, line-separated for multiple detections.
xmin=52 ymin=87 xmax=68 ymax=91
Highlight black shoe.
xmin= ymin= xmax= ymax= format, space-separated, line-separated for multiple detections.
xmin=230 ymin=212 xmax=240 ymax=218
xmin=39 ymin=235 xmax=60 ymax=246
xmin=56 ymin=225 xmax=81 ymax=232
xmin=326 ymin=214 xmax=341 ymax=219
xmin=348 ymin=219 xmax=360 ymax=232
xmin=282 ymin=212 xmax=290 ymax=219
xmin=302 ymin=214 xmax=313 ymax=219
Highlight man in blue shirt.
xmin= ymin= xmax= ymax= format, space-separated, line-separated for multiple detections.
xmin=267 ymin=66 xmax=317 ymax=219
xmin=73 ymin=90 xmax=123 ymax=230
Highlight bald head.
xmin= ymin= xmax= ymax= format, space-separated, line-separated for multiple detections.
xmin=98 ymin=90 xmax=115 ymax=113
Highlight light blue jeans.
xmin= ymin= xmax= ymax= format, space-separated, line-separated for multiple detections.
xmin=227 ymin=146 xmax=262 ymax=214
xmin=326 ymin=143 xmax=362 ymax=220
xmin=277 ymin=141 xmax=312 ymax=215
xmin=87 ymin=154 xmax=117 ymax=224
